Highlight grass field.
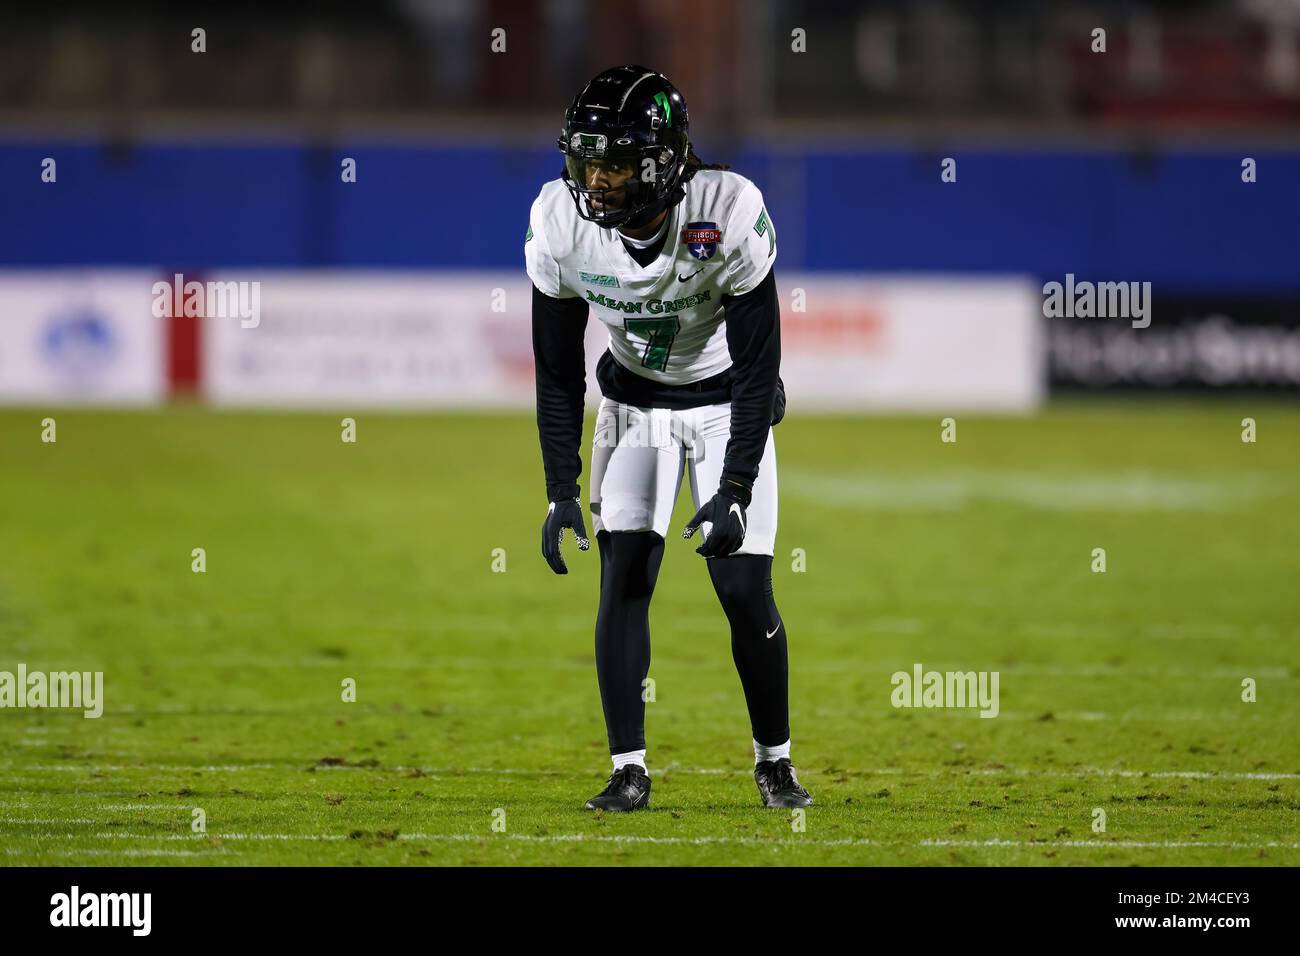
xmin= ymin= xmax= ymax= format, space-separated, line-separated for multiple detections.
xmin=0 ymin=401 xmax=1297 ymax=866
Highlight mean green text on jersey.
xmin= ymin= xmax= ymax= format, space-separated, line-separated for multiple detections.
xmin=584 ymin=289 xmax=713 ymax=315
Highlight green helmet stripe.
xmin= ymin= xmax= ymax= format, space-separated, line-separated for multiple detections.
xmin=654 ymin=91 xmax=672 ymax=127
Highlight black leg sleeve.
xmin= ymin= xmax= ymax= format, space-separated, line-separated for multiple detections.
xmin=594 ymin=530 xmax=665 ymax=755
xmin=707 ymin=554 xmax=790 ymax=747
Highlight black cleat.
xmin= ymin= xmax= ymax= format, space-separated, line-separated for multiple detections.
xmin=584 ymin=765 xmax=652 ymax=811
xmin=754 ymin=758 xmax=814 ymax=809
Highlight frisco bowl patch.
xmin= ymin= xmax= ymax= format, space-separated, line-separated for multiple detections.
xmin=682 ymin=222 xmax=721 ymax=261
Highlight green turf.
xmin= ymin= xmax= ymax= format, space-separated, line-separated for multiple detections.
xmin=0 ymin=401 xmax=1297 ymax=866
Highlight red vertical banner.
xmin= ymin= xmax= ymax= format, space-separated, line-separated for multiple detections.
xmin=164 ymin=272 xmax=202 ymax=397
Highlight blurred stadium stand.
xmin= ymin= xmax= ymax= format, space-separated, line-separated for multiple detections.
xmin=3 ymin=1 xmax=1299 ymax=129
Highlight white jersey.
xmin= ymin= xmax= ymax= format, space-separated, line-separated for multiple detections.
xmin=525 ymin=169 xmax=777 ymax=385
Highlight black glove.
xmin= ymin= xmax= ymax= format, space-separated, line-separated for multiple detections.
xmin=771 ymin=376 xmax=786 ymax=426
xmin=683 ymin=484 xmax=749 ymax=558
xmin=541 ymin=497 xmax=590 ymax=574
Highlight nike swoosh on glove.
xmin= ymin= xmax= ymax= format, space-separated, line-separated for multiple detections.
xmin=542 ymin=497 xmax=590 ymax=574
xmin=683 ymin=488 xmax=748 ymax=558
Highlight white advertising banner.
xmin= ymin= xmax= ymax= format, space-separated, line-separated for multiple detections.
xmin=203 ymin=273 xmax=560 ymax=408
xmin=202 ymin=271 xmax=1043 ymax=411
xmin=0 ymin=271 xmax=165 ymax=405
xmin=780 ymin=276 xmax=1044 ymax=411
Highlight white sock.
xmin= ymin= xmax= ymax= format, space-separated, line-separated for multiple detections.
xmin=754 ymin=738 xmax=791 ymax=765
xmin=612 ymin=749 xmax=647 ymax=772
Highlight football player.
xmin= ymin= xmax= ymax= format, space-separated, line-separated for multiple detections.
xmin=527 ymin=65 xmax=811 ymax=812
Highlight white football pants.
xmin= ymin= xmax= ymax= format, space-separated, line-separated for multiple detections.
xmin=588 ymin=398 xmax=778 ymax=557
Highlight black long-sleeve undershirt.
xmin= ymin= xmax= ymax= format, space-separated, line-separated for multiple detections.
xmin=531 ymin=284 xmax=588 ymax=502
xmin=531 ymin=266 xmax=782 ymax=505
xmin=717 ymin=266 xmax=781 ymax=501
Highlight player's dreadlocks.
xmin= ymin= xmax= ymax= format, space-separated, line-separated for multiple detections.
xmin=681 ymin=144 xmax=731 ymax=181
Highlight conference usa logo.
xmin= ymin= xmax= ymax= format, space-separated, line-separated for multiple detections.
xmin=682 ymin=221 xmax=721 ymax=260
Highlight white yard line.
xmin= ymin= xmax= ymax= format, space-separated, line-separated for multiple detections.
xmin=4 ymin=847 xmax=222 ymax=858
xmin=5 ymin=708 xmax=1275 ymax=722
xmin=0 ymin=764 xmax=278 ymax=772
xmin=0 ymin=803 xmax=186 ymax=811
xmin=8 ymin=657 xmax=1292 ymax=677
xmin=3 ymin=833 xmax=1297 ymax=851
xmin=0 ymin=818 xmax=100 ymax=824
xmin=918 ymin=839 xmax=1300 ymax=849
xmin=2 ymin=764 xmax=1296 ymax=780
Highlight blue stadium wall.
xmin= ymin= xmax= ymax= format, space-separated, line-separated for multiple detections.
xmin=2 ymin=138 xmax=1297 ymax=294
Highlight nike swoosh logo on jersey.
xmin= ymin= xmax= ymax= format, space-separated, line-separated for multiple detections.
xmin=766 ymin=620 xmax=782 ymax=640
xmin=678 ymin=268 xmax=703 ymax=282
xmin=729 ymin=502 xmax=746 ymax=535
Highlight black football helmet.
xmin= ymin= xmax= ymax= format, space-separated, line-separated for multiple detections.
xmin=557 ymin=65 xmax=690 ymax=230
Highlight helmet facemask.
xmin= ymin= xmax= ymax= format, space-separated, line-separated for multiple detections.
xmin=558 ymin=131 xmax=686 ymax=229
